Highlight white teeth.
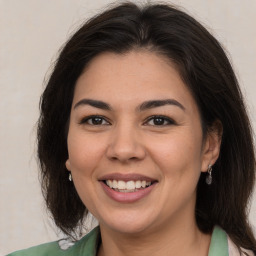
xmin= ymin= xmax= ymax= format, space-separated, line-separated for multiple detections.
xmin=106 ymin=180 xmax=112 ymax=188
xmin=105 ymin=180 xmax=152 ymax=191
xmin=126 ymin=181 xmax=135 ymax=190
xmin=117 ymin=180 xmax=126 ymax=189
xmin=135 ymin=180 xmax=141 ymax=188
xmin=112 ymin=180 xmax=118 ymax=189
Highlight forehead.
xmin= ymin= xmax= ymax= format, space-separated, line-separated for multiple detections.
xmin=73 ymin=50 xmax=197 ymax=112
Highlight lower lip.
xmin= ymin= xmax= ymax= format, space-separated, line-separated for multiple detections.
xmin=100 ymin=181 xmax=157 ymax=203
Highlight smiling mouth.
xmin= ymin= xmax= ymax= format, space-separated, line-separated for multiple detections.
xmin=104 ymin=180 xmax=155 ymax=193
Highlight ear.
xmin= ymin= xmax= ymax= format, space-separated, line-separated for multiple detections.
xmin=201 ymin=120 xmax=222 ymax=172
xmin=65 ymin=159 xmax=71 ymax=171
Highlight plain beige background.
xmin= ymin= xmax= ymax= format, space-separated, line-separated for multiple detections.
xmin=0 ymin=0 xmax=255 ymax=254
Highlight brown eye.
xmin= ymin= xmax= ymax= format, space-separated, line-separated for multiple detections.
xmin=80 ymin=115 xmax=110 ymax=125
xmin=145 ymin=116 xmax=175 ymax=126
xmin=152 ymin=117 xmax=165 ymax=125
xmin=90 ymin=117 xmax=104 ymax=125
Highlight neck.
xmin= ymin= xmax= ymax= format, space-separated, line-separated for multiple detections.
xmin=97 ymin=216 xmax=211 ymax=256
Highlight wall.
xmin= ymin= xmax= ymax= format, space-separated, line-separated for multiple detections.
xmin=0 ymin=0 xmax=255 ymax=254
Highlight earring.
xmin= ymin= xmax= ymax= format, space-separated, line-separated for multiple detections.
xmin=69 ymin=172 xmax=72 ymax=182
xmin=206 ymin=164 xmax=212 ymax=185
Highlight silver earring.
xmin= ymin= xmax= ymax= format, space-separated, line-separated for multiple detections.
xmin=69 ymin=172 xmax=72 ymax=182
xmin=206 ymin=164 xmax=212 ymax=185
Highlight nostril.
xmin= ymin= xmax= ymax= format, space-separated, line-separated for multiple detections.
xmin=109 ymin=156 xmax=141 ymax=162
xmin=129 ymin=156 xmax=140 ymax=161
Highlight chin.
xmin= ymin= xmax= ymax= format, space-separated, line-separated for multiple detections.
xmin=98 ymin=211 xmax=156 ymax=235
xmin=106 ymin=222 xmax=152 ymax=235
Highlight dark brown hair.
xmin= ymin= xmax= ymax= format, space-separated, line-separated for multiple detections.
xmin=37 ymin=2 xmax=256 ymax=253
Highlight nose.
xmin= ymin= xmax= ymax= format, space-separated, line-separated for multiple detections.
xmin=106 ymin=123 xmax=146 ymax=162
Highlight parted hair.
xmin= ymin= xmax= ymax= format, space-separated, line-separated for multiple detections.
xmin=37 ymin=1 xmax=256 ymax=253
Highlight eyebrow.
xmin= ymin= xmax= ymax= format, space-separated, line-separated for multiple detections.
xmin=139 ymin=99 xmax=185 ymax=111
xmin=73 ymin=98 xmax=185 ymax=112
xmin=74 ymin=99 xmax=112 ymax=110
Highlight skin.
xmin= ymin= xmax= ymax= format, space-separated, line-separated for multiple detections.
xmin=66 ymin=50 xmax=222 ymax=256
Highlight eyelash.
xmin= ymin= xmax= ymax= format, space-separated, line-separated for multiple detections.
xmin=79 ymin=115 xmax=175 ymax=126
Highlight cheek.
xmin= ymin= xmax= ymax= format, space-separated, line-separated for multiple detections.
xmin=148 ymin=130 xmax=203 ymax=181
xmin=67 ymin=131 xmax=106 ymax=175
xmin=66 ymin=132 xmax=106 ymax=212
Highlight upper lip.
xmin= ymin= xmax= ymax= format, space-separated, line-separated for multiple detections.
xmin=99 ymin=173 xmax=157 ymax=182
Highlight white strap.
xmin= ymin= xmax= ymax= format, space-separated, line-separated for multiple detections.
xmin=228 ymin=236 xmax=254 ymax=256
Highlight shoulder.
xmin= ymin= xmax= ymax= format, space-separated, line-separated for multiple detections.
xmin=6 ymin=226 xmax=100 ymax=256
xmin=6 ymin=241 xmax=61 ymax=256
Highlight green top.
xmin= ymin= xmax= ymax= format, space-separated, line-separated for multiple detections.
xmin=208 ymin=226 xmax=229 ymax=256
xmin=7 ymin=226 xmax=228 ymax=256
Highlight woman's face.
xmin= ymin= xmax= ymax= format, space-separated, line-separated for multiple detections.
xmin=66 ymin=50 xmax=217 ymax=235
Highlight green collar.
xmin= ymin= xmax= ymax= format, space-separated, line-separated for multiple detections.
xmin=208 ymin=226 xmax=229 ymax=256
xmin=67 ymin=226 xmax=100 ymax=255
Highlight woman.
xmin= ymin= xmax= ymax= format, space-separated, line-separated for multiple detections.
xmin=8 ymin=2 xmax=256 ymax=255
